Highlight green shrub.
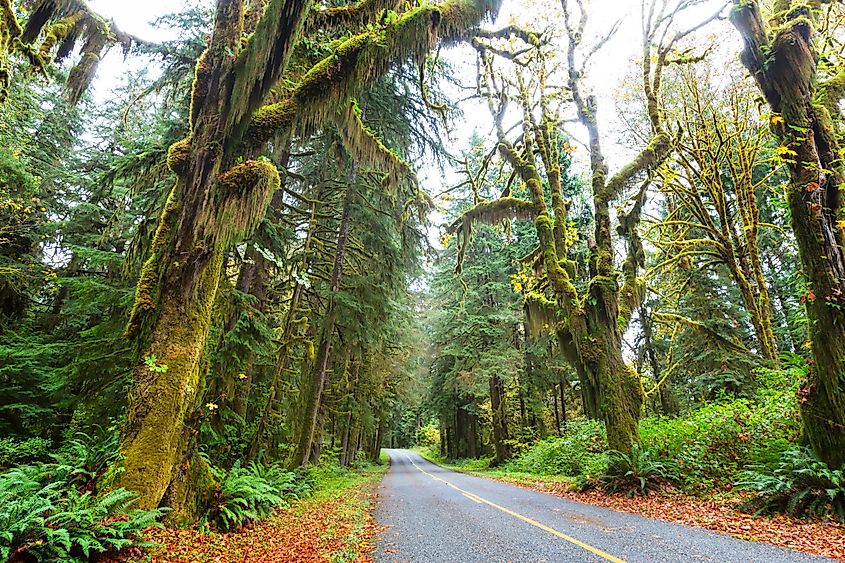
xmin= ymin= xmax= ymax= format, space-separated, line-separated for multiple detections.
xmin=0 ymin=436 xmax=50 ymax=467
xmin=737 ymin=446 xmax=845 ymax=522
xmin=415 ymin=423 xmax=440 ymax=449
xmin=209 ymin=462 xmax=312 ymax=532
xmin=0 ymin=437 xmax=165 ymax=561
xmin=598 ymin=445 xmax=677 ymax=497
xmin=505 ymin=420 xmax=606 ymax=477
xmin=639 ymin=367 xmax=800 ymax=492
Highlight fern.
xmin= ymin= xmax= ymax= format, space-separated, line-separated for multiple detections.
xmin=0 ymin=433 xmax=165 ymax=561
xmin=599 ymin=445 xmax=677 ymax=497
xmin=208 ymin=462 xmax=312 ymax=532
xmin=737 ymin=446 xmax=845 ymax=522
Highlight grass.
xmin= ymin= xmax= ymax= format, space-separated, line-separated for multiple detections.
xmin=414 ymin=447 xmax=578 ymax=490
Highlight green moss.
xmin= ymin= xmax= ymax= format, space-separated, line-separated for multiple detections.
xmin=211 ymin=160 xmax=280 ymax=247
xmin=249 ymin=99 xmax=297 ymax=143
xmin=166 ymin=138 xmax=192 ymax=175
xmin=305 ymin=0 xmax=403 ymax=35
xmin=190 ymin=49 xmax=211 ymax=128
xmin=125 ymin=184 xmax=180 ymax=338
xmin=119 ymin=249 xmax=225 ymax=511
xmin=38 ymin=12 xmax=82 ymax=60
xmin=336 ymin=101 xmax=414 ymax=191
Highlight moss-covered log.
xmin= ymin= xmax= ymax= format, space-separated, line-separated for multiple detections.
xmin=731 ymin=0 xmax=845 ymax=468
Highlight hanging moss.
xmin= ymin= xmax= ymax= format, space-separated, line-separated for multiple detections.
xmin=244 ymin=0 xmax=502 ymax=148
xmin=209 ymin=160 xmax=281 ymax=248
xmin=448 ymin=197 xmax=539 ymax=234
xmin=1 ymin=0 xmax=145 ymax=104
xmin=305 ymin=0 xmax=403 ymax=35
xmin=335 ymin=101 xmax=415 ymax=192
xmin=222 ymin=0 xmax=313 ymax=145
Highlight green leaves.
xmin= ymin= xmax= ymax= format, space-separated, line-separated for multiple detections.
xmin=737 ymin=446 xmax=845 ymax=522
xmin=208 ymin=462 xmax=313 ymax=532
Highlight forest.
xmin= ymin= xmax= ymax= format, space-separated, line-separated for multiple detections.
xmin=1 ymin=0 xmax=845 ymax=561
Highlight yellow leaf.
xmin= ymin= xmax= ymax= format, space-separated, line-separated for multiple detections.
xmin=770 ymin=113 xmax=785 ymax=125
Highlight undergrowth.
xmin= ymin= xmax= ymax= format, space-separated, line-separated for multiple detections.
xmin=208 ymin=462 xmax=313 ymax=532
xmin=0 ymin=429 xmax=165 ymax=562
xmin=737 ymin=446 xmax=845 ymax=522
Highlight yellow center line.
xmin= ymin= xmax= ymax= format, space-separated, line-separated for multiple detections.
xmin=462 ymin=492 xmax=483 ymax=504
xmin=404 ymin=454 xmax=627 ymax=563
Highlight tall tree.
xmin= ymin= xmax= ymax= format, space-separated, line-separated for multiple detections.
xmin=731 ymin=0 xmax=845 ymax=467
xmin=652 ymin=70 xmax=781 ymax=361
xmin=450 ymin=0 xmax=721 ymax=454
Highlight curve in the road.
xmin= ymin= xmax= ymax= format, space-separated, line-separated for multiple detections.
xmin=375 ymin=449 xmax=836 ymax=563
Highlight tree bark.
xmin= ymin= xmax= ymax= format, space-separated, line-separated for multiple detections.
xmin=732 ymin=1 xmax=845 ymax=467
xmin=489 ymin=374 xmax=511 ymax=465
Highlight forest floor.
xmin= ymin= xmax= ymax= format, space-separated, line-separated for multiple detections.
xmin=417 ymin=452 xmax=845 ymax=561
xmin=134 ymin=461 xmax=387 ymax=562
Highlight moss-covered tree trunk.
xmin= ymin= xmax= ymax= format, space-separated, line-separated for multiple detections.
xmin=732 ymin=0 xmax=845 ymax=468
xmin=118 ymin=0 xmax=311 ymax=511
xmin=489 ymin=373 xmax=510 ymax=465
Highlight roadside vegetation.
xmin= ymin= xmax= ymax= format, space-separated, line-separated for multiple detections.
xmin=142 ymin=457 xmax=387 ymax=562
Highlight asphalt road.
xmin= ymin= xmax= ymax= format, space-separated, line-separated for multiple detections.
xmin=375 ymin=449 xmax=835 ymax=563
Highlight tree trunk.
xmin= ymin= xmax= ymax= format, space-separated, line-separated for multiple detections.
xmin=371 ymin=419 xmax=385 ymax=462
xmin=489 ymin=374 xmax=511 ymax=465
xmin=117 ymin=0 xmax=311 ymax=511
xmin=467 ymin=412 xmax=478 ymax=459
xmin=640 ymin=304 xmax=678 ymax=416
xmin=732 ymin=1 xmax=845 ymax=468
xmin=340 ymin=410 xmax=353 ymax=467
xmin=559 ymin=378 xmax=567 ymax=428
xmin=291 ymin=169 xmax=356 ymax=468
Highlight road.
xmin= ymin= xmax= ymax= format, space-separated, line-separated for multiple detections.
xmin=375 ymin=449 xmax=834 ymax=563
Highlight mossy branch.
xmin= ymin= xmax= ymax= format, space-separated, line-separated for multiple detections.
xmin=305 ymin=0 xmax=403 ymax=35
xmin=653 ymin=311 xmax=758 ymax=358
xmin=245 ymin=0 xmax=502 ymax=148
xmin=446 ymin=197 xmax=540 ymax=234
xmin=601 ymin=132 xmax=671 ymax=202
xmin=2 ymin=0 xmax=147 ymax=104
